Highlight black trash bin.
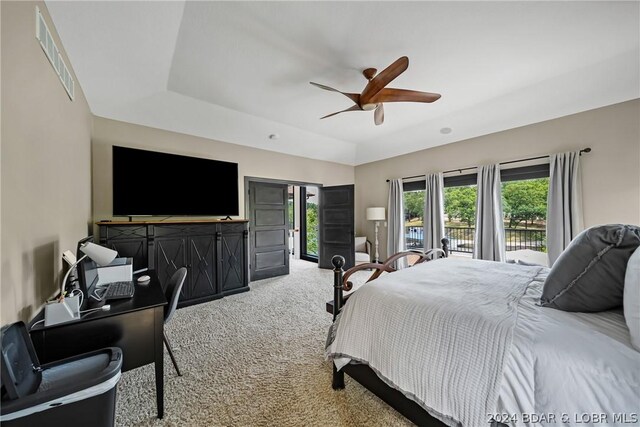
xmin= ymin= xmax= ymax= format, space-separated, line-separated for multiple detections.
xmin=0 ymin=321 xmax=122 ymax=427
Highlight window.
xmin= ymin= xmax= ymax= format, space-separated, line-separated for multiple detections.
xmin=403 ymin=189 xmax=424 ymax=249
xmin=300 ymin=186 xmax=319 ymax=260
xmin=501 ymin=177 xmax=549 ymax=252
xmin=402 ymin=164 xmax=550 ymax=254
xmin=443 ymin=184 xmax=477 ymax=254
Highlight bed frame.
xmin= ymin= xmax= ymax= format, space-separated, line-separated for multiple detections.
xmin=328 ymin=239 xmax=450 ymax=426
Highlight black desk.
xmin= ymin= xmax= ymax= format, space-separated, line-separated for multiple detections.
xmin=29 ymin=272 xmax=167 ymax=418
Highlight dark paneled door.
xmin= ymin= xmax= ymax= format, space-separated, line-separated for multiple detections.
xmin=249 ymin=181 xmax=290 ymax=281
xmin=219 ymin=231 xmax=246 ymax=292
xmin=318 ymin=185 xmax=355 ymax=269
xmin=188 ymin=235 xmax=217 ymax=299
xmin=154 ymin=238 xmax=186 ymax=290
xmin=106 ymin=238 xmax=148 ymax=271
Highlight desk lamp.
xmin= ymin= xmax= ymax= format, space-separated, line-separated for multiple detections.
xmin=45 ymin=242 xmax=118 ymax=326
xmin=366 ymin=207 xmax=386 ymax=263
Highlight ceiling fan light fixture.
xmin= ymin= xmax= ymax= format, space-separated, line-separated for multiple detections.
xmin=310 ymin=56 xmax=441 ymax=126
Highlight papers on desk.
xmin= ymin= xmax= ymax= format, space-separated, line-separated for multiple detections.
xmin=97 ymin=257 xmax=133 ymax=285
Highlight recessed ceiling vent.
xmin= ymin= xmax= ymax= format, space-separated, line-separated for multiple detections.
xmin=35 ymin=6 xmax=74 ymax=100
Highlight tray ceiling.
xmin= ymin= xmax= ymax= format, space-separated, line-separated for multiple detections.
xmin=46 ymin=1 xmax=639 ymax=165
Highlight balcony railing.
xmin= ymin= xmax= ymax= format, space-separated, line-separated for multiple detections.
xmin=405 ymin=226 xmax=546 ymax=253
xmin=444 ymin=226 xmax=475 ymax=253
xmin=405 ymin=226 xmax=425 ymax=250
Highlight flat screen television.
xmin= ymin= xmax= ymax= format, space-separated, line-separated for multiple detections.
xmin=113 ymin=146 xmax=239 ymax=216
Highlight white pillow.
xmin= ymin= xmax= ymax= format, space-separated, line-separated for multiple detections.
xmin=624 ymin=246 xmax=640 ymax=351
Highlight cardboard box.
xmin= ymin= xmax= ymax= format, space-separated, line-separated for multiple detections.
xmin=97 ymin=257 xmax=133 ymax=284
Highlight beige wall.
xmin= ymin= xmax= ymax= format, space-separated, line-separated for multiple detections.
xmin=1 ymin=2 xmax=93 ymax=324
xmin=355 ymin=99 xmax=640 ymax=259
xmin=91 ymin=117 xmax=354 ymax=225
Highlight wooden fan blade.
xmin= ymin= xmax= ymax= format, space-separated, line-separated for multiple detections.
xmin=374 ymin=104 xmax=384 ymax=126
xmin=370 ymin=88 xmax=441 ymax=104
xmin=320 ymin=104 xmax=361 ymax=120
xmin=360 ymin=56 xmax=409 ymax=104
xmin=310 ymin=82 xmax=360 ymax=104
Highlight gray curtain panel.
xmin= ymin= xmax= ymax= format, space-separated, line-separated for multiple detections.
xmin=424 ymin=172 xmax=445 ymax=251
xmin=547 ymin=151 xmax=584 ymax=265
xmin=473 ymin=164 xmax=506 ymax=261
xmin=387 ymin=179 xmax=407 ymax=269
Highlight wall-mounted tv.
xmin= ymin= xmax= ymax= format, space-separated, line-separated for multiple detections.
xmin=113 ymin=146 xmax=239 ymax=216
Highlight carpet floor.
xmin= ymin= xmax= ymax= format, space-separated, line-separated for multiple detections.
xmin=115 ymin=259 xmax=412 ymax=426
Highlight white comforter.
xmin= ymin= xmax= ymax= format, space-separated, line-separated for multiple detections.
xmin=497 ymin=280 xmax=640 ymax=427
xmin=326 ymin=258 xmax=640 ymax=427
xmin=326 ymin=258 xmax=546 ymax=426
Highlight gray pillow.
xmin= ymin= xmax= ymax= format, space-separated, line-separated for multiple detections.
xmin=624 ymin=247 xmax=640 ymax=351
xmin=540 ymin=224 xmax=640 ymax=312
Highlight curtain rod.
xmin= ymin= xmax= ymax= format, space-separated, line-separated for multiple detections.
xmin=385 ymin=147 xmax=591 ymax=183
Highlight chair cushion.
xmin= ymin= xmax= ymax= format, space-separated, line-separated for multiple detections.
xmin=355 ymin=251 xmax=371 ymax=264
xmin=355 ymin=237 xmax=367 ymax=253
xmin=540 ymin=224 xmax=640 ymax=312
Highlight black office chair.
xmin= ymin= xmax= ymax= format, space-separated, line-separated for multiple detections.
xmin=162 ymin=267 xmax=187 ymax=376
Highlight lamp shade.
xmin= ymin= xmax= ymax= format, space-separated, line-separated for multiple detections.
xmin=366 ymin=207 xmax=386 ymax=221
xmin=80 ymin=242 xmax=118 ymax=266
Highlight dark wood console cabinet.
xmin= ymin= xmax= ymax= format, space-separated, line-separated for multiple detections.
xmin=98 ymin=220 xmax=249 ymax=308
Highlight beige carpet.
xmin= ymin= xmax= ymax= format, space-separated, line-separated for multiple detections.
xmin=115 ymin=259 xmax=412 ymax=426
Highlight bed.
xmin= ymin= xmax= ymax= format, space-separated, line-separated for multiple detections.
xmin=325 ymin=248 xmax=640 ymax=426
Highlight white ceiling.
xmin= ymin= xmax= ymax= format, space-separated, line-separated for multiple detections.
xmin=46 ymin=1 xmax=639 ymax=166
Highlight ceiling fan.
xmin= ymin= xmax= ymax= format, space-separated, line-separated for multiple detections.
xmin=310 ymin=56 xmax=441 ymax=126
